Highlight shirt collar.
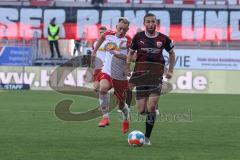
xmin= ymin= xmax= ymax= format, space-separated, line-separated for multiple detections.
xmin=145 ymin=31 xmax=159 ymax=38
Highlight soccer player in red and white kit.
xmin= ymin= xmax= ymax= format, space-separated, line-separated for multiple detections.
xmin=127 ymin=13 xmax=176 ymax=145
xmin=92 ymin=17 xmax=131 ymax=133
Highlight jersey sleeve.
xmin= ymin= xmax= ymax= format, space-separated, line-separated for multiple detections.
xmin=103 ymin=30 xmax=115 ymax=39
xmin=164 ymin=36 xmax=174 ymax=52
xmin=129 ymin=34 xmax=138 ymax=51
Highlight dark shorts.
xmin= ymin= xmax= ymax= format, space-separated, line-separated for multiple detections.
xmin=134 ymin=76 xmax=163 ymax=100
xmin=135 ymin=85 xmax=161 ymax=100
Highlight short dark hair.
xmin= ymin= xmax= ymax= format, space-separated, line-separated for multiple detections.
xmin=118 ymin=17 xmax=130 ymax=26
xmin=144 ymin=13 xmax=156 ymax=23
xmin=99 ymin=26 xmax=107 ymax=31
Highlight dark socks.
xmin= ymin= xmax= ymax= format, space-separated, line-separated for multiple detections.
xmin=145 ymin=112 xmax=156 ymax=138
xmin=126 ymin=89 xmax=132 ymax=106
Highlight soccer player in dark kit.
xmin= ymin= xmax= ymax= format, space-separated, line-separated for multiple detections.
xmin=126 ymin=13 xmax=176 ymax=145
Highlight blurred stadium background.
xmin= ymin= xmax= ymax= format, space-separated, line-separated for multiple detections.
xmin=0 ymin=0 xmax=240 ymax=160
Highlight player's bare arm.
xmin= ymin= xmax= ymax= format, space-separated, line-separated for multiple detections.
xmin=166 ymin=49 xmax=175 ymax=79
xmin=125 ymin=49 xmax=135 ymax=76
xmin=112 ymin=51 xmax=127 ymax=60
xmin=91 ymin=35 xmax=105 ymax=68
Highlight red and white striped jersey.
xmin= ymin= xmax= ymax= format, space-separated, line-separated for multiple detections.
xmin=100 ymin=30 xmax=131 ymax=80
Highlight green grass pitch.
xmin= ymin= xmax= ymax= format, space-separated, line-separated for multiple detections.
xmin=0 ymin=90 xmax=240 ymax=160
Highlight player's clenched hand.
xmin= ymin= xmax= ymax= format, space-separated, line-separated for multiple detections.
xmin=124 ymin=66 xmax=131 ymax=76
xmin=83 ymin=68 xmax=94 ymax=82
xmin=128 ymin=82 xmax=135 ymax=90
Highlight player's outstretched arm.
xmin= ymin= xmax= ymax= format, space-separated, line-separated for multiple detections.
xmin=91 ymin=35 xmax=105 ymax=68
xmin=166 ymin=49 xmax=175 ymax=79
xmin=92 ymin=35 xmax=105 ymax=55
xmin=114 ymin=53 xmax=127 ymax=60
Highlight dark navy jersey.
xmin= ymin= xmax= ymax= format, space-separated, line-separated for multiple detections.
xmin=129 ymin=31 xmax=174 ymax=78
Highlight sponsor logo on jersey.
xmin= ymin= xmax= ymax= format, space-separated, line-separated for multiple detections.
xmin=105 ymin=42 xmax=117 ymax=51
xmin=141 ymin=48 xmax=161 ymax=53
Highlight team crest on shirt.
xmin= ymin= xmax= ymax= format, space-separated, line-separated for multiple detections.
xmin=105 ymin=42 xmax=117 ymax=51
xmin=156 ymin=41 xmax=162 ymax=48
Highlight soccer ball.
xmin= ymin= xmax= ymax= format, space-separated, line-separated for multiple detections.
xmin=128 ymin=130 xmax=145 ymax=147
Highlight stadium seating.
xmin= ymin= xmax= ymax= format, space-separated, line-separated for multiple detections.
xmin=30 ymin=0 xmax=53 ymax=6
xmin=0 ymin=0 xmax=239 ymax=6
xmin=50 ymin=0 xmax=240 ymax=8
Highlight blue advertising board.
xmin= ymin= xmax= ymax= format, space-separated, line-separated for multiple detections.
xmin=0 ymin=46 xmax=32 ymax=66
xmin=0 ymin=83 xmax=30 ymax=90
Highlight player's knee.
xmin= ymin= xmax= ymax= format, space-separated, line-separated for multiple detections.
xmin=99 ymin=85 xmax=110 ymax=94
xmin=138 ymin=107 xmax=146 ymax=115
xmin=148 ymin=106 xmax=156 ymax=113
